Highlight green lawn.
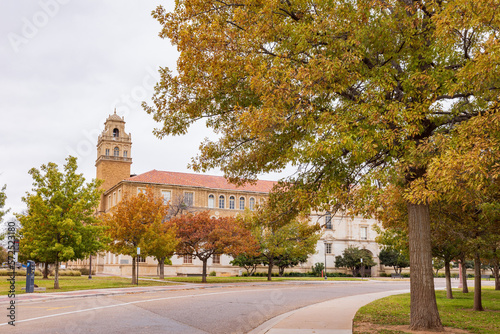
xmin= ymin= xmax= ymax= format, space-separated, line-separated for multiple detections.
xmin=161 ymin=276 xmax=363 ymax=283
xmin=354 ymin=287 xmax=500 ymax=334
xmin=0 ymin=275 xmax=177 ymax=295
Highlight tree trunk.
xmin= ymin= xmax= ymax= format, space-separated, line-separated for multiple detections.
xmin=43 ymin=261 xmax=49 ymax=279
xmin=407 ymin=203 xmax=443 ymax=331
xmin=131 ymin=256 xmax=136 ymax=284
xmin=279 ymin=266 xmax=284 ymax=277
xmin=473 ymin=252 xmax=483 ymax=311
xmin=202 ymin=259 xmax=208 ymax=283
xmin=267 ymin=258 xmax=273 ymax=281
xmin=444 ymin=257 xmax=453 ymax=299
xmin=460 ymin=255 xmax=469 ymax=293
xmin=493 ymin=262 xmax=499 ymax=291
xmin=159 ymin=257 xmax=165 ymax=279
xmin=54 ymin=254 xmax=60 ymax=289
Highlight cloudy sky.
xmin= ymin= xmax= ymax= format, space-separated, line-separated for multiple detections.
xmin=0 ymin=1 xmax=286 ymax=218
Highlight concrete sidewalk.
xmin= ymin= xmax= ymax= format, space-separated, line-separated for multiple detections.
xmin=249 ymin=289 xmax=410 ymax=334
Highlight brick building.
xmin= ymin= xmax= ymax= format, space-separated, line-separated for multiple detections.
xmin=70 ymin=113 xmax=384 ymax=276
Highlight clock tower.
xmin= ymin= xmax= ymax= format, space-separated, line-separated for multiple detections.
xmin=96 ymin=111 xmax=132 ymax=210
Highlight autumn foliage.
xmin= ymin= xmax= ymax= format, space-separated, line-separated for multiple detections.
xmin=171 ymin=211 xmax=258 ymax=283
xmin=101 ymin=188 xmax=177 ymax=284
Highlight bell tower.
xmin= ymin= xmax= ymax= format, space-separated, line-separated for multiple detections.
xmin=96 ymin=111 xmax=132 ymax=197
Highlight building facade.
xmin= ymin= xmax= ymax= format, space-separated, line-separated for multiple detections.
xmin=70 ymin=113 xmax=384 ymax=276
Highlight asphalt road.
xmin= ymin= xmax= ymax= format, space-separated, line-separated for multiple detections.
xmin=1 ymin=280 xmax=418 ymax=334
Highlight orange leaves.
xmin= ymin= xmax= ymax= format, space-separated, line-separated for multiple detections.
xmin=100 ymin=187 xmax=171 ymax=257
xmin=171 ymin=211 xmax=258 ymax=259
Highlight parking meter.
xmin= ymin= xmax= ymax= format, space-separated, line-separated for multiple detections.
xmin=25 ymin=260 xmax=35 ymax=293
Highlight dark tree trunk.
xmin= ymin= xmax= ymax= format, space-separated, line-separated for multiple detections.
xmin=444 ymin=257 xmax=453 ymax=299
xmin=131 ymin=256 xmax=136 ymax=284
xmin=279 ymin=266 xmax=284 ymax=277
xmin=43 ymin=261 xmax=49 ymax=279
xmin=460 ymin=255 xmax=469 ymax=293
xmin=202 ymin=259 xmax=208 ymax=283
xmin=494 ymin=262 xmax=500 ymax=291
xmin=267 ymin=258 xmax=273 ymax=281
xmin=407 ymin=203 xmax=443 ymax=331
xmin=473 ymin=252 xmax=483 ymax=311
xmin=54 ymin=254 xmax=60 ymax=289
xmin=158 ymin=257 xmax=165 ymax=279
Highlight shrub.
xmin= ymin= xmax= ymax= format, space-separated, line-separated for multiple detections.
xmin=209 ymin=271 xmax=217 ymax=277
xmin=75 ymin=268 xmax=96 ymax=276
xmin=312 ymin=263 xmax=325 ymax=277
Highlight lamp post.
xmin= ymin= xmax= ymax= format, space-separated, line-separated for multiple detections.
xmin=360 ymin=257 xmax=364 ymax=279
xmin=88 ymin=255 xmax=92 ymax=279
xmin=324 ymin=242 xmax=327 ymax=280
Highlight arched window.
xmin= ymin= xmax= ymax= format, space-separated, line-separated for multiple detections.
xmin=113 ymin=147 xmax=119 ymax=157
xmin=219 ymin=195 xmax=225 ymax=209
xmin=113 ymin=128 xmax=119 ymax=137
xmin=229 ymin=196 xmax=235 ymax=209
xmin=208 ymin=194 xmax=215 ymax=208
xmin=249 ymin=197 xmax=255 ymax=211
xmin=239 ymin=197 xmax=245 ymax=210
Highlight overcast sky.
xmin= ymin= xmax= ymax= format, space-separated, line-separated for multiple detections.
xmin=0 ymin=1 xmax=287 ymax=219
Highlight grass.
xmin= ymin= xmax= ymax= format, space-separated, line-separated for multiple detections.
xmin=0 ymin=275 xmax=178 ymax=295
xmin=354 ymin=287 xmax=500 ymax=334
xmin=161 ymin=276 xmax=363 ymax=283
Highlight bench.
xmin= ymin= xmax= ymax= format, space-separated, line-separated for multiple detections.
xmin=481 ymin=274 xmax=491 ymax=280
xmin=391 ymin=273 xmax=403 ymax=279
xmin=176 ymin=273 xmax=203 ymax=277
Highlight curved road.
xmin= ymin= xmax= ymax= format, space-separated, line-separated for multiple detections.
xmin=2 ymin=280 xmax=420 ymax=333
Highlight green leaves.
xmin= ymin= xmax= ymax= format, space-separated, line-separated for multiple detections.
xmin=17 ymin=156 xmax=104 ymax=264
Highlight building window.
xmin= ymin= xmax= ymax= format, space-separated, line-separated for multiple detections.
xmin=325 ymin=243 xmax=332 ymax=254
xmin=123 ymin=150 xmax=128 ymax=157
xmin=105 ymin=148 xmax=110 ymax=156
xmin=113 ymin=192 xmax=116 ymax=206
xmin=114 ymin=147 xmax=119 ymax=157
xmin=183 ymin=255 xmax=193 ymax=264
xmin=249 ymin=197 xmax=255 ymax=211
xmin=361 ymin=226 xmax=368 ymax=240
xmin=118 ymin=189 xmax=122 ymax=202
xmin=219 ymin=195 xmax=225 ymax=209
xmin=108 ymin=195 xmax=111 ymax=208
xmin=325 ymin=212 xmax=332 ymax=229
xmin=208 ymin=194 xmax=215 ymax=208
xmin=239 ymin=197 xmax=245 ymax=210
xmin=213 ymin=254 xmax=220 ymax=264
xmin=162 ymin=190 xmax=171 ymax=205
xmin=229 ymin=196 xmax=235 ymax=209
xmin=184 ymin=192 xmax=194 ymax=206
xmin=137 ymin=256 xmax=146 ymax=263
xmin=137 ymin=187 xmax=146 ymax=195
xmin=113 ymin=128 xmax=119 ymax=137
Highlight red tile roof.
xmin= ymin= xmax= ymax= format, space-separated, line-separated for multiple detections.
xmin=125 ymin=170 xmax=276 ymax=193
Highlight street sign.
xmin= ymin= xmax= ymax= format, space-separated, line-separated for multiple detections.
xmin=137 ymin=247 xmax=140 ymax=255
xmin=14 ymin=239 xmax=19 ymax=253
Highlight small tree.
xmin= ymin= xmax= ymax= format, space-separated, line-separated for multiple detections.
xmin=140 ymin=219 xmax=178 ymax=279
xmin=379 ymin=248 xmax=410 ymax=275
xmin=0 ymin=185 xmax=7 ymax=223
xmin=230 ymin=254 xmax=265 ymax=276
xmin=311 ymin=263 xmax=325 ymax=277
xmin=335 ymin=246 xmax=376 ymax=277
xmin=101 ymin=188 xmax=175 ymax=284
xmin=17 ymin=156 xmax=105 ymax=289
xmin=275 ymin=254 xmax=308 ymax=277
xmin=172 ymin=211 xmax=257 ymax=283
xmin=243 ymin=205 xmax=320 ymax=281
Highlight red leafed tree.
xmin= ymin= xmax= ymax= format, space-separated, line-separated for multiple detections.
xmin=171 ymin=211 xmax=257 ymax=283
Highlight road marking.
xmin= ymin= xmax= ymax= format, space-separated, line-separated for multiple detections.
xmin=0 ymin=287 xmax=301 ymax=326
